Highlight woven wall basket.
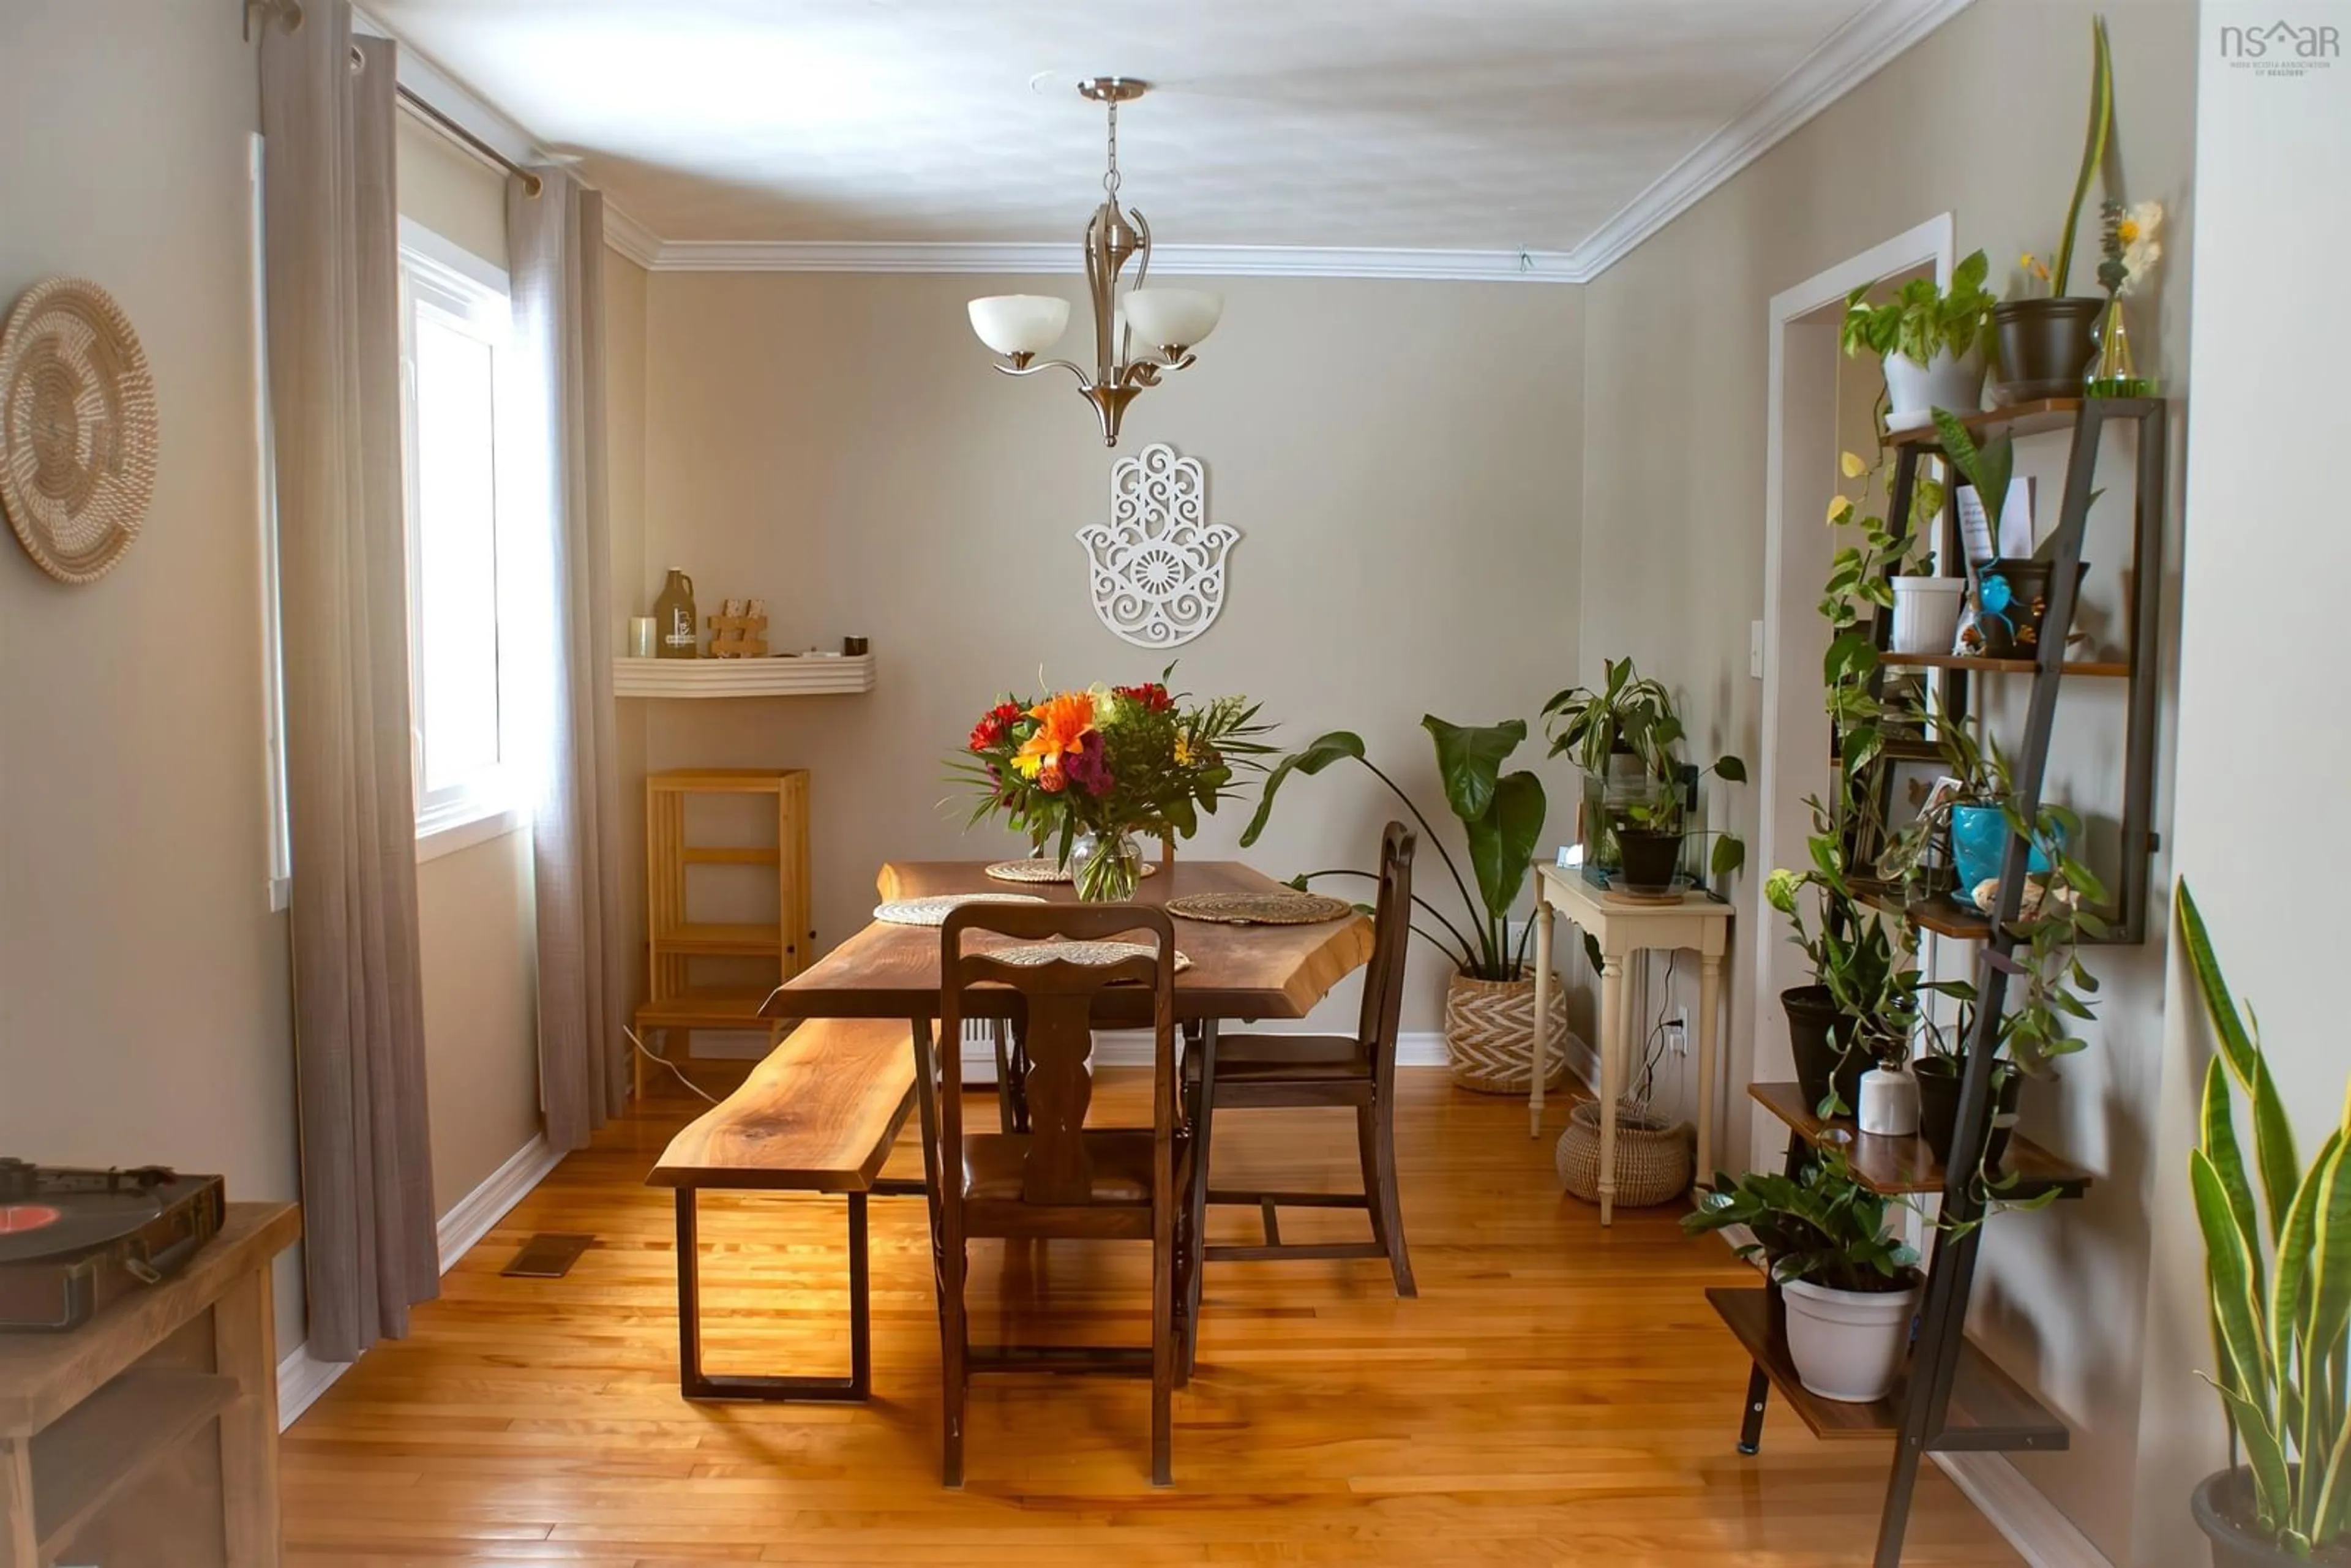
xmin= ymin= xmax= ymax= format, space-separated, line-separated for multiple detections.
xmin=0 ymin=277 xmax=158 ymax=585
xmin=1555 ymin=1098 xmax=1693 ymax=1209
xmin=1443 ymin=970 xmax=1573 ymax=1094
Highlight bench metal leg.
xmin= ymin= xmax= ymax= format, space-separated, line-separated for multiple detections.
xmin=675 ymin=1188 xmax=871 ymax=1402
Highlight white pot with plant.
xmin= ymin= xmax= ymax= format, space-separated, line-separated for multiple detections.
xmin=1684 ymin=1152 xmax=1924 ymax=1403
xmin=2180 ymin=883 xmax=2351 ymax=1566
xmin=1240 ymin=716 xmax=1566 ymax=1093
xmin=1842 ymin=248 xmax=1999 ymax=433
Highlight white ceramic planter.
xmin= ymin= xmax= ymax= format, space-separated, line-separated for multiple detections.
xmin=1889 ymin=576 xmax=1967 ymax=654
xmin=1781 ymin=1276 xmax=1922 ymax=1403
xmin=1881 ymin=346 xmax=1986 ymax=433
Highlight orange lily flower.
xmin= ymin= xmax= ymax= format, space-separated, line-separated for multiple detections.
xmin=1013 ymin=691 xmax=1097 ymax=784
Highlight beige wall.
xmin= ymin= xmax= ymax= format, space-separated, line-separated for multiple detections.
xmin=631 ymin=272 xmax=1585 ymax=1033
xmin=395 ymin=111 xmax=509 ymax=270
xmin=1577 ymin=0 xmax=2197 ymax=1556
xmin=0 ymin=2 xmax=302 ymax=1345
xmin=2131 ymin=7 xmax=2350 ymax=1562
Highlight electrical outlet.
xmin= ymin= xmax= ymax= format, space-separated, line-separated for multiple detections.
xmin=1665 ymin=1016 xmax=1689 ymax=1056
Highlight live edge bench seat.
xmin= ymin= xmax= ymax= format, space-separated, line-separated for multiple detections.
xmin=648 ymin=1018 xmax=919 ymax=1401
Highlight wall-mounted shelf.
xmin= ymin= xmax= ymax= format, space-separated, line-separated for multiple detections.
xmin=614 ymin=655 xmax=874 ymax=699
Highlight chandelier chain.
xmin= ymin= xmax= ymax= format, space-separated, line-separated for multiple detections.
xmin=1103 ymin=97 xmax=1121 ymax=198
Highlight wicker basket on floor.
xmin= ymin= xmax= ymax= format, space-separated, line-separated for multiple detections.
xmin=1443 ymin=970 xmax=1573 ymax=1093
xmin=1555 ymin=1098 xmax=1693 ymax=1208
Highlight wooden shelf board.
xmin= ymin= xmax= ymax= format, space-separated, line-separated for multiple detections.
xmin=1856 ymin=883 xmax=1992 ymax=942
xmin=1884 ymin=398 xmax=2083 ymax=449
xmin=635 ymin=989 xmax=790 ymax=1032
xmin=680 ymin=846 xmax=781 ymax=866
xmin=1708 ymin=1288 xmax=2069 ymax=1452
xmin=1748 ymin=1081 xmax=2093 ymax=1199
xmin=652 ymin=921 xmax=784 ymax=957
xmin=1876 ymin=651 xmax=2130 ymax=678
xmin=615 ymin=655 xmax=873 ymax=699
xmin=32 ymin=1368 xmax=240 ymax=1555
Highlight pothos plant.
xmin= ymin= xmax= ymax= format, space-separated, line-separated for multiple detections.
xmin=1241 ymin=718 xmax=1544 ymax=983
xmin=1841 ymin=247 xmax=2000 ymax=367
xmin=1542 ymin=657 xmax=1749 ymax=877
xmin=1682 ymin=1149 xmax=1921 ymax=1293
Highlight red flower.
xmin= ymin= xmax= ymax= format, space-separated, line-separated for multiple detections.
xmin=968 ymin=701 xmax=1024 ymax=752
xmin=1114 ymin=682 xmax=1174 ymax=713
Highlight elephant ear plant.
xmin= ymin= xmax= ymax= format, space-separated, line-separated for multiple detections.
xmin=2181 ymin=882 xmax=2351 ymax=1561
xmin=1241 ymin=718 xmax=1544 ymax=981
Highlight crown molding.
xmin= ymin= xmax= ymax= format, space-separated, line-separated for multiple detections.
xmin=601 ymin=203 xmax=664 ymax=270
xmin=641 ymin=240 xmax=1588 ymax=282
xmin=1569 ymin=0 xmax=1979 ymax=279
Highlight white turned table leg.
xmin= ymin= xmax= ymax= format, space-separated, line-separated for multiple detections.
xmin=1529 ymin=900 xmax=1555 ymax=1137
xmin=1597 ymin=951 xmax=1626 ymax=1226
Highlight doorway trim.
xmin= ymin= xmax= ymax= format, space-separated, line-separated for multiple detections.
xmin=1750 ymin=212 xmax=1954 ymax=1162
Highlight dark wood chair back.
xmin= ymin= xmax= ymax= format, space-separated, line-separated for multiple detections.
xmin=934 ymin=902 xmax=1179 ymax=1213
xmin=1354 ymin=822 xmax=1416 ymax=1091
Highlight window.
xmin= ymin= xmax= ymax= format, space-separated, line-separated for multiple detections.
xmin=397 ymin=223 xmax=523 ymax=849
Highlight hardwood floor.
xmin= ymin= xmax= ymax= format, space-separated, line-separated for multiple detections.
xmin=282 ymin=1068 xmax=2023 ymax=1564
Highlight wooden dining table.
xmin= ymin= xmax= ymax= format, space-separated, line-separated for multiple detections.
xmin=760 ymin=857 xmax=1376 ymax=1367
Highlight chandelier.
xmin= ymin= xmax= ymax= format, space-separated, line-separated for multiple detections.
xmin=967 ymin=77 xmax=1222 ymax=448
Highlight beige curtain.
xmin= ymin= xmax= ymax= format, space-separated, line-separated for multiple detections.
xmin=259 ymin=9 xmax=440 ymax=1360
xmin=509 ymin=172 xmax=628 ymax=1150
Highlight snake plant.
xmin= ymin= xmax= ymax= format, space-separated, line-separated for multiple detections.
xmin=2184 ymin=880 xmax=2351 ymax=1557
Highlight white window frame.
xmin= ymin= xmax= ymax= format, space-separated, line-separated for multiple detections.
xmin=397 ymin=219 xmax=530 ymax=860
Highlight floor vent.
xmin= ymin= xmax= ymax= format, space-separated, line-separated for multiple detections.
xmin=501 ymin=1232 xmax=595 ymax=1278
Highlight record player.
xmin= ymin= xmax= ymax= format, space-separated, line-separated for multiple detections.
xmin=0 ymin=1160 xmax=225 ymax=1331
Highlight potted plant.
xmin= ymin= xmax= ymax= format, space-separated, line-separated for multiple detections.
xmin=1764 ymin=842 xmax=1918 ymax=1120
xmin=1542 ymin=658 xmax=1746 ymax=894
xmin=2180 ymin=881 xmax=2350 ymax=1566
xmin=1997 ymin=15 xmax=2115 ymax=403
xmin=1241 ymin=718 xmax=1563 ymax=1094
xmin=1842 ymin=247 xmax=1999 ymax=432
xmin=1932 ymin=408 xmax=2091 ymax=662
xmin=1683 ymin=1152 xmax=1924 ymax=1403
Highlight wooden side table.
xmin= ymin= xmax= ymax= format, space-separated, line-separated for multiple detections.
xmin=0 ymin=1201 xmax=300 ymax=1566
xmin=1528 ymin=863 xmax=1731 ymax=1224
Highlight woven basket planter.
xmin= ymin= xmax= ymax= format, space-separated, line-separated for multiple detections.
xmin=1555 ymin=1098 xmax=1693 ymax=1208
xmin=1444 ymin=970 xmax=1573 ymax=1095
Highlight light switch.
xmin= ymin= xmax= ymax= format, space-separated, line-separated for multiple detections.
xmin=1749 ymin=620 xmax=1765 ymax=678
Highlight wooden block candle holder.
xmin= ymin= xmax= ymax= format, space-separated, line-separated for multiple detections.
xmin=707 ymin=597 xmax=769 ymax=659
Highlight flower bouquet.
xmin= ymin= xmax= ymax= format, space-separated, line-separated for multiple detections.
xmin=948 ymin=670 xmax=1273 ymax=901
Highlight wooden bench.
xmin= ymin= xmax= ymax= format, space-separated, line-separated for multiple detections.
xmin=647 ymin=1018 xmax=919 ymax=1402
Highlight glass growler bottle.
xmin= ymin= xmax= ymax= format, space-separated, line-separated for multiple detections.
xmin=652 ymin=568 xmax=699 ymax=659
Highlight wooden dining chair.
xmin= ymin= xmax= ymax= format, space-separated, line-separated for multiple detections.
xmin=1185 ymin=822 xmax=1417 ymax=1297
xmin=924 ymin=902 xmax=1188 ymax=1488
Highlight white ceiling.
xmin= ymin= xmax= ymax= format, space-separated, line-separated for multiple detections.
xmin=367 ymin=0 xmax=1953 ymax=264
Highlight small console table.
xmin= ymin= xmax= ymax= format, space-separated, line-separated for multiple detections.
xmin=1527 ymin=862 xmax=1731 ymax=1224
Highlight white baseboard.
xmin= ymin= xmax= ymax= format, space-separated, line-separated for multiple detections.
xmin=276 ymin=1341 xmax=350 ymax=1427
xmin=1932 ymin=1453 xmax=2113 ymax=1568
xmin=276 ymin=1131 xmax=566 ymax=1430
xmin=436 ymin=1134 xmax=565 ymax=1274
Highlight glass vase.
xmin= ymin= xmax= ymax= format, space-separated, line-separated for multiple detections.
xmin=2085 ymin=296 xmax=2156 ymax=398
xmin=1070 ymin=830 xmax=1144 ymax=902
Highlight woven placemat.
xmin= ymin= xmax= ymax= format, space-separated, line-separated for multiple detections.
xmin=983 ymin=858 xmax=1157 ymax=884
xmin=984 ymin=940 xmax=1192 ymax=973
xmin=1165 ymin=890 xmax=1355 ymax=926
xmin=874 ymin=893 xmax=1046 ymax=927
xmin=1 ymin=277 xmax=159 ymax=585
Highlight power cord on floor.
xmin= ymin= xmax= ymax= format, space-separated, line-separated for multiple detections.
xmin=623 ymin=1023 xmax=721 ymax=1105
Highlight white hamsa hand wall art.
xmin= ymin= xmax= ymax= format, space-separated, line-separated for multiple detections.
xmin=1077 ymin=442 xmax=1239 ymax=648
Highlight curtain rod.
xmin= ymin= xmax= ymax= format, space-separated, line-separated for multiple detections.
xmin=393 ymin=85 xmax=545 ymax=199
xmin=248 ymin=0 xmax=543 ymax=197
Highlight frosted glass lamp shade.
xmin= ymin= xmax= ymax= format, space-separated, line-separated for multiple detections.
xmin=967 ymin=294 xmax=1070 ymax=358
xmin=1123 ymin=288 xmax=1222 ymax=351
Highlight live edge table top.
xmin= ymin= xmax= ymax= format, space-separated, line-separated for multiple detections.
xmin=765 ymin=860 xmax=1374 ymax=1026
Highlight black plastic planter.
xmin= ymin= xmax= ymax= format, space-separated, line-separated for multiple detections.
xmin=2192 ymin=1469 xmax=2312 ymax=1568
xmin=1783 ymin=986 xmax=1867 ymax=1117
xmin=1915 ymin=1059 xmax=2022 ymax=1171
xmin=1974 ymin=559 xmax=2091 ymax=659
xmin=1616 ymin=829 xmax=1681 ymax=895
xmin=1992 ymin=297 xmax=2104 ymax=403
